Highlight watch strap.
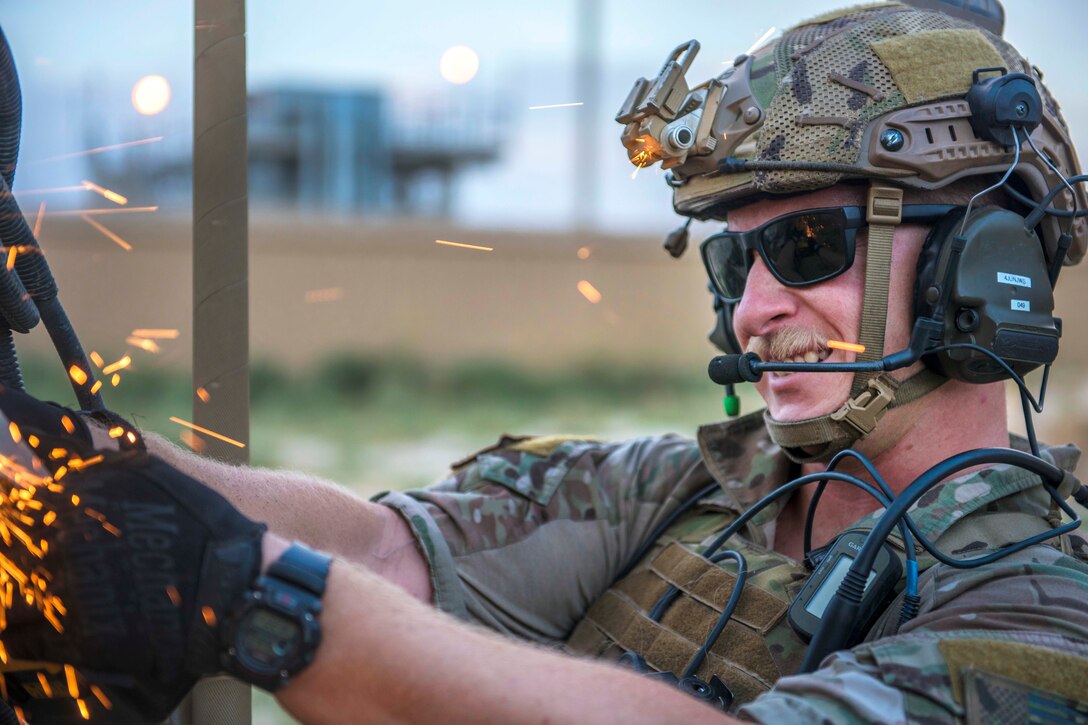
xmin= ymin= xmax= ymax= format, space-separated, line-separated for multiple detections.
xmin=267 ymin=542 xmax=333 ymax=596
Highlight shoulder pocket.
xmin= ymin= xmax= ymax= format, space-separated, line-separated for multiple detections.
xmin=459 ymin=437 xmax=599 ymax=507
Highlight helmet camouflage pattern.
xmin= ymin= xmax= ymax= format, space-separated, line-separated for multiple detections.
xmin=617 ymin=1 xmax=1087 ymax=266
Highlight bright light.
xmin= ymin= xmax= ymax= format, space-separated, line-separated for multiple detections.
xmin=439 ymin=46 xmax=479 ymax=85
xmin=131 ymin=75 xmax=171 ymax=116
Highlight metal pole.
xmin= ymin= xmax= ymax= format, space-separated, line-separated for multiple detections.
xmin=574 ymin=0 xmax=601 ymax=231
xmin=182 ymin=0 xmax=252 ymax=722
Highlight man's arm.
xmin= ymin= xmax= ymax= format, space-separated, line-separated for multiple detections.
xmin=144 ymin=432 xmax=432 ymax=602
xmin=260 ymin=532 xmax=736 ymax=725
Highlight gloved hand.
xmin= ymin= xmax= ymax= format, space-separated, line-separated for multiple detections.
xmin=0 ymin=387 xmax=266 ymax=723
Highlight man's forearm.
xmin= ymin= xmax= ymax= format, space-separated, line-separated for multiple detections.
xmin=268 ymin=532 xmax=736 ymax=725
xmin=146 ymin=433 xmax=432 ymax=601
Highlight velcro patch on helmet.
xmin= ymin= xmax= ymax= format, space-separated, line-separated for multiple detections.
xmin=870 ymin=29 xmax=1005 ymax=104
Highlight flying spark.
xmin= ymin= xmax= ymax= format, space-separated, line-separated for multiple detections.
xmin=32 ymin=201 xmax=45 ymax=238
xmin=169 ymin=417 xmax=246 ymax=448
xmin=195 ymin=387 xmax=211 ymax=403
xmin=46 ymin=206 xmax=158 ymax=217
xmin=577 ymin=247 xmax=591 ymax=260
xmin=577 ymin=280 xmax=603 ymax=304
xmin=435 ymin=239 xmax=494 ymax=252
xmin=304 ymin=287 xmax=344 ymax=304
xmin=126 ymin=336 xmax=161 ymax=353
xmin=89 ymin=351 xmax=104 ymax=368
xmin=130 ymin=329 xmax=179 ymax=339
xmin=527 ymin=102 xmax=585 ymax=110
xmin=30 ymin=136 xmax=163 ymax=164
xmin=67 ymin=366 xmax=88 ymax=386
xmin=80 ymin=181 xmax=128 ymax=206
xmin=81 ymin=216 xmax=133 ymax=251
xmin=101 ymin=355 xmax=131 ymax=376
xmin=827 ymin=340 xmax=865 ymax=354
xmin=4 ymin=248 xmax=13 ymax=272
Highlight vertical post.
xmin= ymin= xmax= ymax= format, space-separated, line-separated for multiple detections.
xmin=574 ymin=0 xmax=601 ymax=231
xmin=186 ymin=0 xmax=251 ymax=722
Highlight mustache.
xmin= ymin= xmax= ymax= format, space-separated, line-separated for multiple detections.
xmin=746 ymin=326 xmax=829 ymax=361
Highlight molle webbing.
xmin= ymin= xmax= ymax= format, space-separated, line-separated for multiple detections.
xmin=565 ymin=543 xmax=806 ymax=708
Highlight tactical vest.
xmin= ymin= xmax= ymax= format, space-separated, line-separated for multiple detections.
xmin=564 ymin=419 xmax=1084 ymax=711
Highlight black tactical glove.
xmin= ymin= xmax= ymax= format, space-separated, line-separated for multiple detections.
xmin=0 ymin=387 xmax=266 ymax=723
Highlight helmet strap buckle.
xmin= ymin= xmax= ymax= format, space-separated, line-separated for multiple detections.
xmin=831 ymin=374 xmax=899 ymax=437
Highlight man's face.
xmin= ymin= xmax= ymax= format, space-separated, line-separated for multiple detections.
xmin=727 ymin=185 xmax=928 ymax=422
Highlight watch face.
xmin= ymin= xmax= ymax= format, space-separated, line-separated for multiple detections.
xmin=236 ymin=607 xmax=302 ymax=673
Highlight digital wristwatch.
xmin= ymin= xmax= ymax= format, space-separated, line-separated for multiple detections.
xmin=222 ymin=541 xmax=332 ymax=691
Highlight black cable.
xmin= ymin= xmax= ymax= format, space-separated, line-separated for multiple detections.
xmin=803 ymin=448 xmax=896 ymax=557
xmin=681 ymin=550 xmax=746 ymax=679
xmin=1006 ymin=174 xmax=1088 ymax=220
xmin=614 ymin=481 xmax=721 ymax=583
xmin=800 ymin=447 xmax=1078 ymax=673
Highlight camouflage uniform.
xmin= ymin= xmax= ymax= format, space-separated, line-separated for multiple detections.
xmin=376 ymin=411 xmax=1088 ymax=722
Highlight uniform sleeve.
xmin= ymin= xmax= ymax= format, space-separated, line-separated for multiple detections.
xmin=374 ymin=435 xmax=712 ymax=642
xmin=738 ymin=543 xmax=1088 ymax=724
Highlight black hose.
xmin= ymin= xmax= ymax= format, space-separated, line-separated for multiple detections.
xmin=0 ymin=325 xmax=23 ymax=389
xmin=0 ymin=27 xmax=21 ymax=190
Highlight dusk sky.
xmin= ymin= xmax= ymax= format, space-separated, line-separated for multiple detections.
xmin=5 ymin=1 xmax=1088 ymax=234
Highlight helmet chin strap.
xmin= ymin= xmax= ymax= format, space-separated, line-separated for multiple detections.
xmin=764 ymin=184 xmax=947 ymax=464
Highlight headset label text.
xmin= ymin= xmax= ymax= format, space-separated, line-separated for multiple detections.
xmin=1011 ymin=299 xmax=1030 ymax=312
xmin=997 ymin=272 xmax=1031 ymax=288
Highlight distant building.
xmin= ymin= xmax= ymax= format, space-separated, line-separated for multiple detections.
xmin=84 ymin=86 xmax=505 ymax=217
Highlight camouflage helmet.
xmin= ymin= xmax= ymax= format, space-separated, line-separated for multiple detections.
xmin=617 ymin=1 xmax=1087 ymax=268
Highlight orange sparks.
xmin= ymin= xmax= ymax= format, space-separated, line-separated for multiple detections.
xmin=108 ymin=427 xmax=124 ymax=439
xmin=36 ymin=672 xmax=52 ymax=697
xmin=0 ymin=641 xmax=6 ymax=664
xmin=32 ymin=200 xmax=46 ymax=238
xmin=71 ymin=494 xmax=80 ymax=506
xmin=47 ymin=206 xmax=158 ymax=217
xmin=169 ymin=417 xmax=245 ymax=448
xmin=577 ymin=280 xmax=603 ymax=304
xmin=54 ymin=466 xmax=68 ymax=481
xmin=195 ymin=386 xmax=211 ymax=403
xmin=102 ymin=355 xmax=131 ymax=375
xmin=435 ymin=239 xmax=494 ymax=252
xmin=102 ymin=522 xmax=121 ymax=537
xmin=201 ymin=606 xmax=217 ymax=627
xmin=4 ymin=247 xmax=14 ymax=271
xmin=126 ymin=336 xmax=161 ymax=353
xmin=27 ymin=435 xmax=39 ymax=448
xmin=577 ymin=247 xmax=591 ymax=260
xmin=111 ymin=374 xmax=121 ymax=387
xmin=90 ymin=380 xmax=103 ymax=395
xmin=90 ymin=685 xmax=113 ymax=710
xmin=77 ymin=698 xmax=90 ymax=720
xmin=126 ymin=431 xmax=137 ymax=444
xmin=89 ymin=351 xmax=104 ymax=368
xmin=304 ymin=287 xmax=344 ymax=304
xmin=81 ymin=214 xmax=133 ymax=252
xmin=165 ymin=585 xmax=182 ymax=607
xmin=64 ymin=664 xmax=79 ymax=698
xmin=61 ymin=415 xmax=76 ymax=434
xmin=827 ymin=340 xmax=866 ymax=354
xmin=130 ymin=328 xmax=179 ymax=339
xmin=80 ymin=180 xmax=128 ymax=206
xmin=7 ymin=422 xmax=20 ymax=444
xmin=43 ymin=511 xmax=56 ymax=526
xmin=68 ymin=366 xmax=88 ymax=385
xmin=33 ymin=136 xmax=163 ymax=163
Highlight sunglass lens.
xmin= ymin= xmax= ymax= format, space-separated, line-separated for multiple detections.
xmin=762 ymin=211 xmax=848 ymax=285
xmin=704 ymin=236 xmax=749 ymax=300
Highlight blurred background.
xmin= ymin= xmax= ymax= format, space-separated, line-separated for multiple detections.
xmin=4 ymin=2 xmax=1088 ymax=720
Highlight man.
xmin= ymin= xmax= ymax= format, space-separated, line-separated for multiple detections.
xmin=2 ymin=2 xmax=1087 ymax=723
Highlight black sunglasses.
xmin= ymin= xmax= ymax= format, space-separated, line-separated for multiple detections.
xmin=700 ymin=205 xmax=958 ymax=302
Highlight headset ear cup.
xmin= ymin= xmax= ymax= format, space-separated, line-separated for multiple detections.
xmin=913 ymin=207 xmax=969 ymax=322
xmin=708 ymin=289 xmax=742 ymax=355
